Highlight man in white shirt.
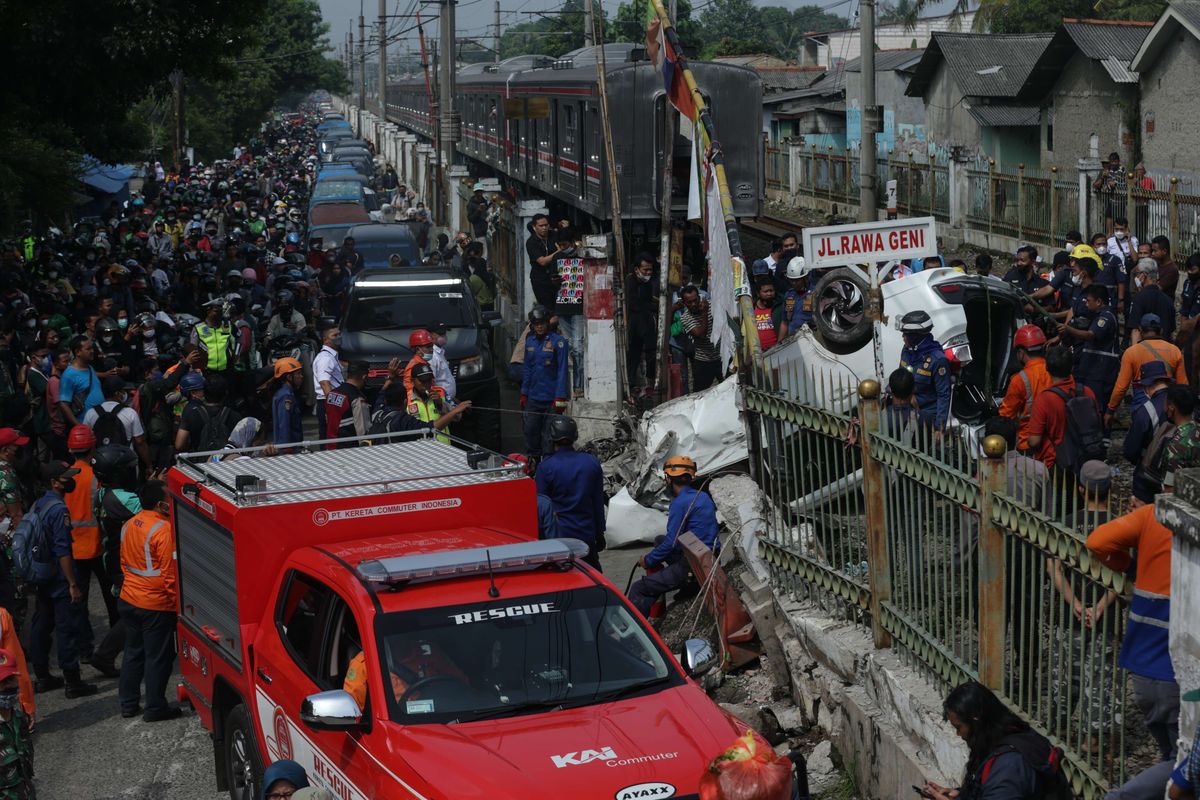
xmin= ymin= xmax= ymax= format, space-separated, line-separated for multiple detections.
xmin=82 ymin=375 xmax=150 ymax=471
xmin=426 ymin=321 xmax=457 ymax=404
xmin=1108 ymin=216 xmax=1140 ymax=270
xmin=312 ymin=324 xmax=344 ymax=439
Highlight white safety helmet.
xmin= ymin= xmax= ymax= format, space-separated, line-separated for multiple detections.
xmin=785 ymin=256 xmax=811 ymax=280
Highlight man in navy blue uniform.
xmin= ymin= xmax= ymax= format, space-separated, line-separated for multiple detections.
xmin=898 ymin=310 xmax=952 ymax=430
xmin=535 ymin=416 xmax=606 ymax=570
xmin=271 ymin=357 xmax=304 ymax=447
xmin=628 ymin=455 xmax=719 ymax=618
xmin=1060 ymin=283 xmax=1120 ymax=405
xmin=520 ymin=305 xmax=569 ymax=464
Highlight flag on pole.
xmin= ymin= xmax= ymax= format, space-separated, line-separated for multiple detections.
xmin=687 ymin=117 xmax=702 ymax=223
xmin=645 ymin=3 xmax=697 ymax=121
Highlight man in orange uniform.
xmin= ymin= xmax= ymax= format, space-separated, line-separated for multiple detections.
xmin=117 ymin=480 xmax=179 ymax=722
xmin=62 ymin=425 xmax=116 ymax=664
xmin=0 ymin=609 xmax=34 ymax=724
xmin=998 ymin=324 xmax=1050 ymax=454
xmin=1107 ymin=312 xmax=1188 ymax=424
xmin=403 ymin=329 xmax=443 ymax=402
xmin=343 ymin=639 xmax=467 ymax=710
xmin=1086 ymin=503 xmax=1178 ymax=761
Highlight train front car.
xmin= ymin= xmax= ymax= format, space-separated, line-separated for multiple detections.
xmin=386 ymin=45 xmax=764 ymax=232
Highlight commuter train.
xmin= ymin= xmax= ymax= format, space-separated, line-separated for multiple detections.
xmin=385 ymin=43 xmax=763 ymax=233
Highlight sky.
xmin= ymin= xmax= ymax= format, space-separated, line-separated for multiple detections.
xmin=317 ymin=0 xmax=958 ymax=63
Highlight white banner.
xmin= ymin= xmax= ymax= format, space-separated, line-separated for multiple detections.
xmin=705 ymin=166 xmax=737 ymax=370
xmin=802 ymin=216 xmax=937 ymax=270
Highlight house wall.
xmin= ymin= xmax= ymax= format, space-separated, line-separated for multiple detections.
xmin=922 ymin=63 xmax=980 ymax=160
xmin=845 ymin=69 xmax=927 ymax=155
xmin=1141 ymin=32 xmax=1200 ymax=175
xmin=812 ymin=11 xmax=977 ymax=68
xmin=1039 ymin=52 xmax=1136 ymax=171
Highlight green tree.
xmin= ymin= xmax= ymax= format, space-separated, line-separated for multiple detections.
xmin=909 ymin=0 xmax=1165 ymax=33
xmin=500 ymin=0 xmax=606 ymax=58
xmin=612 ymin=0 xmax=702 ymax=54
xmin=759 ymin=6 xmax=847 ymax=59
xmin=699 ymin=0 xmax=766 ymax=46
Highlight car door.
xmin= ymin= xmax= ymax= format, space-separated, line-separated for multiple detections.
xmin=253 ymin=569 xmax=375 ymax=800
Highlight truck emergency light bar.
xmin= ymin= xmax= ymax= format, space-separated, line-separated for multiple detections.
xmin=356 ymin=538 xmax=589 ymax=587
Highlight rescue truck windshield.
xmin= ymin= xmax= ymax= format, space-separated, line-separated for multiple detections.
xmin=374 ymin=585 xmax=680 ymax=724
xmin=343 ymin=290 xmax=473 ymax=331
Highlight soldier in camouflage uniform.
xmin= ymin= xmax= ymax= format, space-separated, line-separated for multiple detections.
xmin=0 ymin=648 xmax=33 ymax=800
xmin=0 ymin=430 xmax=27 ymax=635
xmin=1161 ymin=387 xmax=1200 ymax=491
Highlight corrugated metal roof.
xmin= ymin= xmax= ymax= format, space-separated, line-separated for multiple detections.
xmin=1173 ymin=0 xmax=1200 ymax=33
xmin=1132 ymin=1 xmax=1200 ymax=72
xmin=967 ymin=105 xmax=1041 ymax=127
xmin=1061 ymin=21 xmax=1152 ymax=61
xmin=1100 ymin=56 xmax=1140 ymax=83
xmin=844 ymin=49 xmax=926 ymax=73
xmin=906 ymin=32 xmax=1053 ymax=98
xmin=759 ymin=67 xmax=827 ymax=92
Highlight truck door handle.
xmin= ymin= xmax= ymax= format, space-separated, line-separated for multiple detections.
xmin=200 ymin=626 xmax=222 ymax=643
xmin=256 ymin=669 xmax=273 ymax=685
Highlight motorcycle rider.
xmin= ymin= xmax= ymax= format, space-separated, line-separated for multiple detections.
xmin=267 ymin=289 xmax=308 ymax=339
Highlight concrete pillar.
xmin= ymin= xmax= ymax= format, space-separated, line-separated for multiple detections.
xmin=1078 ymin=157 xmax=1101 ymax=237
xmin=788 ymin=142 xmax=803 ymax=198
xmin=578 ymin=233 xmax=618 ymax=429
xmin=447 ymin=165 xmax=470 ymax=233
xmin=948 ymin=148 xmax=972 ymax=236
xmin=1155 ymin=469 xmax=1200 ymax=767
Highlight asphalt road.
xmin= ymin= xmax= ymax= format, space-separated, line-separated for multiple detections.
xmin=31 ymin=376 xmax=648 ymax=798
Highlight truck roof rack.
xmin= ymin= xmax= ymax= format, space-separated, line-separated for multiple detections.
xmin=174 ymin=431 xmax=523 ymax=507
xmin=356 ymin=538 xmax=589 ymax=587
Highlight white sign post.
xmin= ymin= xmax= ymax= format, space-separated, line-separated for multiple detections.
xmin=802 ymin=216 xmax=938 ymax=270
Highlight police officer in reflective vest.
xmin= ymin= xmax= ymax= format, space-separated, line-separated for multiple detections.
xmin=117 ymin=480 xmax=179 ymax=722
xmin=898 ymin=310 xmax=952 ymax=430
xmin=191 ymin=298 xmax=233 ymax=373
xmin=407 ymin=362 xmax=453 ymax=443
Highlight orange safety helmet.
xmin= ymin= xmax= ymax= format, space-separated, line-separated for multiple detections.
xmin=663 ymin=455 xmax=698 ymax=477
xmin=67 ymin=424 xmax=96 ymax=452
xmin=273 ymin=357 xmax=303 ymax=378
xmin=1013 ymin=324 xmax=1047 ymax=350
xmin=409 ymin=329 xmax=433 ymax=348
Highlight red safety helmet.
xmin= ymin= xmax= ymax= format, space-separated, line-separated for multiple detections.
xmin=67 ymin=424 xmax=96 ymax=452
xmin=1013 ymin=324 xmax=1047 ymax=350
xmin=408 ymin=330 xmax=433 ymax=348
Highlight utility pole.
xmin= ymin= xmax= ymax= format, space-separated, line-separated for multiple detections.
xmin=359 ymin=13 xmax=367 ymax=115
xmin=346 ymin=32 xmax=352 ymax=83
xmin=655 ymin=0 xmax=678 ymax=401
xmin=494 ymin=0 xmax=502 ymax=63
xmin=439 ymin=0 xmax=460 ymax=222
xmin=379 ymin=0 xmax=388 ymax=117
xmin=858 ymin=0 xmax=877 ymax=221
xmin=584 ymin=0 xmax=594 ymax=47
xmin=170 ymin=69 xmax=186 ymax=171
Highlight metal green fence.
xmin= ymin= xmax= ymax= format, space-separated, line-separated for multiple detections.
xmin=745 ymin=364 xmax=1144 ymax=799
xmin=765 ymin=144 xmax=789 ymax=192
xmin=793 ymin=146 xmax=950 ymax=221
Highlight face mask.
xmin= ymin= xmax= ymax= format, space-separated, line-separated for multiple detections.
xmin=0 ymin=689 xmax=18 ymax=711
xmin=87 ymin=253 xmax=97 ymax=261
xmin=24 ymin=319 xmax=36 ymax=329
xmin=1065 ymin=243 xmax=1074 ymax=251
xmin=101 ymin=333 xmax=114 ymax=342
xmin=1115 ymin=231 xmax=1126 ymax=240
xmin=48 ymin=271 xmax=58 ymax=279
xmin=118 ymin=318 xmax=129 ymax=330
xmin=1095 ymin=246 xmax=1107 ymax=255
xmin=39 ymin=319 xmax=48 ymax=327
xmin=1135 ymin=277 xmax=1144 ymax=289
xmin=1070 ymin=274 xmax=1082 ymax=286
xmin=143 ymin=328 xmax=156 ymax=338
xmin=636 ymin=272 xmax=652 ymax=283
xmin=60 ymin=478 xmax=77 ymax=494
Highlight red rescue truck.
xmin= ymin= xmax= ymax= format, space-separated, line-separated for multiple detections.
xmin=169 ymin=434 xmax=746 ymax=800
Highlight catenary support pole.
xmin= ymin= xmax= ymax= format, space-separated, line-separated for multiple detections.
xmin=858 ymin=0 xmax=877 ymax=221
xmin=379 ymin=0 xmax=388 ymax=118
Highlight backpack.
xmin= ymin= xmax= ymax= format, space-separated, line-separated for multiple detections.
xmin=1048 ymin=386 xmax=1105 ymax=472
xmin=1138 ymin=418 xmax=1178 ymax=488
xmin=975 ymin=742 xmax=1074 ymax=800
xmin=196 ymin=405 xmax=237 ymax=453
xmin=91 ymin=403 xmax=130 ymax=448
xmin=11 ymin=498 xmax=64 ymax=585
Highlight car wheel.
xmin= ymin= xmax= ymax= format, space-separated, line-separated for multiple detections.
xmin=224 ymin=704 xmax=263 ymax=800
xmin=811 ymin=267 xmax=873 ymax=350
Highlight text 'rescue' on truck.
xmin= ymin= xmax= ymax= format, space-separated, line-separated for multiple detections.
xmin=169 ymin=432 xmax=746 ymax=800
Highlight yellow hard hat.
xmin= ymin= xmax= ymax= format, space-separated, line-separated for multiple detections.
xmin=273 ymin=357 xmax=302 ymax=378
xmin=1069 ymin=244 xmax=1101 ymax=269
xmin=663 ymin=455 xmax=697 ymax=477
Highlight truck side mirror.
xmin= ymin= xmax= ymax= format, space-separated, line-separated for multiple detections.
xmin=300 ymin=690 xmax=363 ymax=731
xmin=679 ymin=638 xmax=716 ymax=679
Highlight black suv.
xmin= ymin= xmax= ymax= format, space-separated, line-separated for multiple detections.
xmin=339 ymin=268 xmax=502 ymax=448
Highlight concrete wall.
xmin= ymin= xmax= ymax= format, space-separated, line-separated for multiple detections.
xmin=846 ymin=69 xmax=928 ymax=155
xmin=923 ymin=65 xmax=979 ymax=158
xmin=1040 ymin=53 xmax=1136 ymax=171
xmin=1141 ymin=33 xmax=1200 ymax=175
xmin=811 ymin=11 xmax=977 ymax=68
